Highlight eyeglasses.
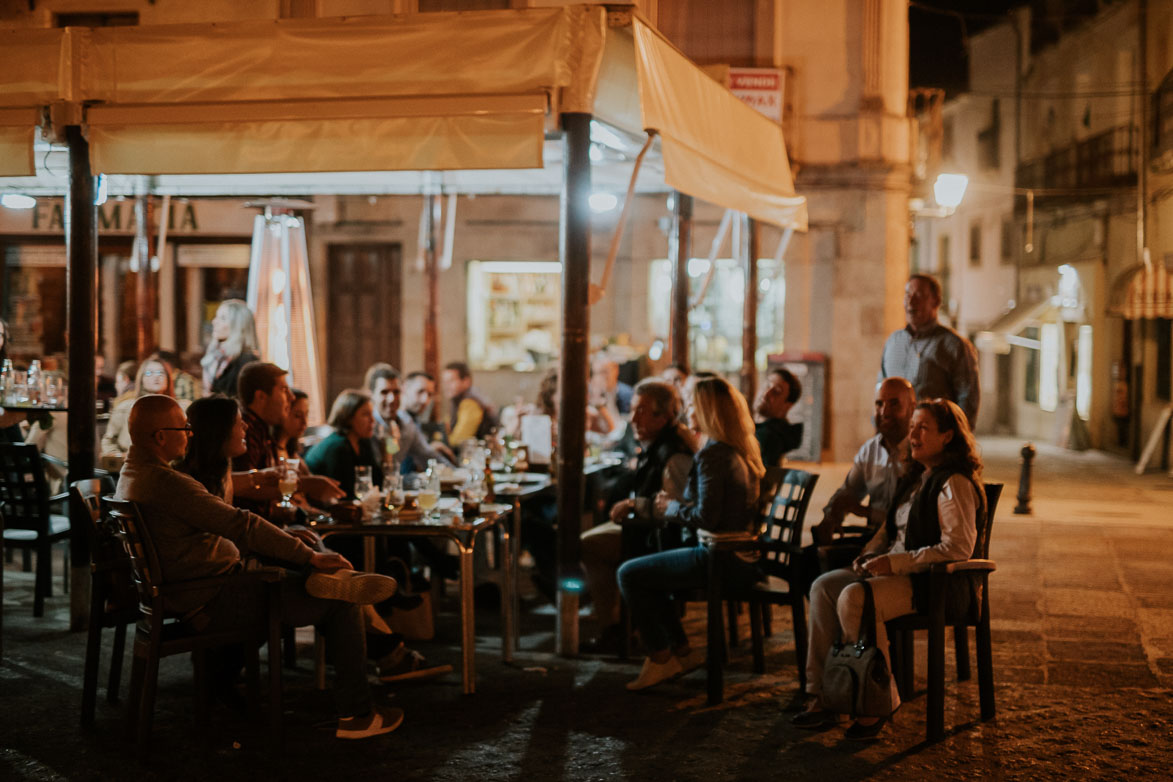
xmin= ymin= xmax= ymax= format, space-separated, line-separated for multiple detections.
xmin=156 ymin=425 xmax=193 ymax=434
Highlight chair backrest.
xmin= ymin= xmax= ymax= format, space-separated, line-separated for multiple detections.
xmin=757 ymin=466 xmax=787 ymax=516
xmin=978 ymin=482 xmax=1003 ymax=560
xmin=104 ymin=497 xmax=163 ymax=618
xmin=758 ymin=468 xmax=819 ymax=578
xmin=0 ymin=442 xmax=52 ymax=532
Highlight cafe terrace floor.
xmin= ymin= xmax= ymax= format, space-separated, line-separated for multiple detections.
xmin=2 ymin=437 xmax=1172 ymax=781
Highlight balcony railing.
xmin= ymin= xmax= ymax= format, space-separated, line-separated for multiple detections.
xmin=1016 ymin=124 xmax=1138 ymax=192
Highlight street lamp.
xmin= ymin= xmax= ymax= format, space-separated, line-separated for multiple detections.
xmin=933 ymin=173 xmax=969 ymax=211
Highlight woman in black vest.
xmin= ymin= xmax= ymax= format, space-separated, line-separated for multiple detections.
xmin=795 ymin=398 xmax=984 ymax=740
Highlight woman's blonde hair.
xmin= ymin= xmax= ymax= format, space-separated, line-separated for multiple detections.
xmin=204 ymin=299 xmax=259 ymax=363
xmin=134 ymin=355 xmax=175 ymax=398
xmin=691 ymin=377 xmax=765 ymax=498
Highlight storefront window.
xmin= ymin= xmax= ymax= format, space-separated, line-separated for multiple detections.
xmin=466 ymin=261 xmax=561 ymax=371
xmin=648 ymin=258 xmax=785 ymax=373
xmin=1039 ymin=322 xmax=1060 ymax=412
xmin=1076 ymin=324 xmax=1093 ymax=420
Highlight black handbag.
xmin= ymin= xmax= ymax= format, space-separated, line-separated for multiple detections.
xmin=821 ymin=579 xmax=894 ymax=718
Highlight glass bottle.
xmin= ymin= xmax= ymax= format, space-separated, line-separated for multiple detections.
xmin=26 ymin=360 xmax=43 ymax=406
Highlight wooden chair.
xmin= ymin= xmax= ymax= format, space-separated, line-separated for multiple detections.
xmin=885 ymin=481 xmax=1003 ymax=743
xmin=701 ymin=467 xmax=818 ymax=705
xmin=0 ymin=442 xmax=71 ymax=616
xmin=74 ymin=477 xmax=136 ymax=726
xmin=105 ymin=498 xmax=285 ymax=758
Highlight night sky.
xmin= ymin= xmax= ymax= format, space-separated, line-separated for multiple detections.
xmin=909 ymin=0 xmax=1026 ymax=97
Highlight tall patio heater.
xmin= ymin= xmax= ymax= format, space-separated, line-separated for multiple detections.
xmin=246 ymin=201 xmax=326 ymax=425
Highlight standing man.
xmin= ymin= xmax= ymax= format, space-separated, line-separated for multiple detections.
xmin=878 ymin=274 xmax=979 ymax=427
xmin=441 ymin=361 xmax=498 ymax=448
xmin=364 ymin=363 xmax=454 ymax=474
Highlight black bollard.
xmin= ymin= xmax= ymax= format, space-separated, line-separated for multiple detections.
xmin=1014 ymin=442 xmax=1036 ymax=515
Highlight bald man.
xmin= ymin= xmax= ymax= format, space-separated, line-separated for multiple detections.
xmin=115 ymin=395 xmax=403 ymax=740
xmin=812 ymin=377 xmax=917 ymax=545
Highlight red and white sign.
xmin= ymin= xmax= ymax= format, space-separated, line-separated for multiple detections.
xmin=728 ymin=67 xmax=784 ymax=123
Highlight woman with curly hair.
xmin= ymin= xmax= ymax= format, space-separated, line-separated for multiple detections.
xmin=795 ymin=397 xmax=985 ymax=741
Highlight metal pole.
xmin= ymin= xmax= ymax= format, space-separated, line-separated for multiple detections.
xmin=423 ymin=194 xmax=440 ymax=413
xmin=668 ymin=191 xmax=693 ymax=371
xmin=133 ymin=192 xmax=156 ymax=360
xmin=1014 ymin=442 xmax=1035 ymax=515
xmin=65 ymin=125 xmax=97 ymax=631
xmin=740 ymin=215 xmax=759 ymax=403
xmin=556 ymin=112 xmax=592 ymax=656
xmin=1137 ymin=0 xmax=1150 ymax=272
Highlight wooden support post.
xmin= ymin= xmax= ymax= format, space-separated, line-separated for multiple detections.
xmin=133 ymin=192 xmax=157 ymax=360
xmin=65 ymin=125 xmax=97 ymax=631
xmin=423 ymin=194 xmax=440 ymax=393
xmin=668 ymin=191 xmax=693 ymax=371
xmin=740 ymin=215 xmax=759 ymax=403
xmin=555 ymin=112 xmax=592 ymax=656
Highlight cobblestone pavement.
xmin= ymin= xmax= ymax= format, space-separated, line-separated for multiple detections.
xmin=2 ymin=436 xmax=1171 ymax=781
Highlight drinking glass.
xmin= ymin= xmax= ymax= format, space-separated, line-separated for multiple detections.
xmin=277 ymin=457 xmax=299 ymax=511
xmin=460 ymin=476 xmax=486 ymax=517
xmin=383 ymin=474 xmax=405 ymax=521
xmin=354 ymin=465 xmax=373 ymax=499
xmin=417 ymin=470 xmax=441 ymax=520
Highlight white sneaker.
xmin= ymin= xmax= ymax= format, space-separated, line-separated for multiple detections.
xmin=625 ymin=655 xmax=684 ymax=691
xmin=307 ymin=569 xmax=397 ymax=605
xmin=336 ymin=705 xmax=405 ymax=740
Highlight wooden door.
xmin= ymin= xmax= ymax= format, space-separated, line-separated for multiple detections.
xmin=326 ymin=244 xmax=401 ymax=405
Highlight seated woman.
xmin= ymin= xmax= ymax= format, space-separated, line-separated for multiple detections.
xmin=305 ymin=389 xmax=382 ymax=500
xmin=617 ymin=376 xmax=765 ymax=691
xmin=101 ymin=355 xmax=176 ymax=469
xmin=276 ymin=389 xmax=311 ymax=461
xmin=795 ymin=398 xmax=983 ymax=741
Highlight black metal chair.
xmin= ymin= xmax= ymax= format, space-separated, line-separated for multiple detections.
xmin=74 ymin=477 xmax=135 ymax=726
xmin=886 ymin=481 xmax=1003 ymax=742
xmin=701 ymin=467 xmax=818 ymax=705
xmin=0 ymin=442 xmax=71 ymax=616
xmin=105 ymin=498 xmax=284 ymax=758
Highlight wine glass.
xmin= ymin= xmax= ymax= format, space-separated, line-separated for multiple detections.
xmin=383 ymin=474 xmax=405 ymax=521
xmin=277 ymin=457 xmax=299 ymax=511
xmin=417 ymin=470 xmax=441 ymax=520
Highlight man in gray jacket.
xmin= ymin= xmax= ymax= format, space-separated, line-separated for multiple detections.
xmin=115 ymin=394 xmax=403 ymax=740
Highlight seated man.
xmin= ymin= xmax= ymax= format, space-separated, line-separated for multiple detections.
xmin=115 ymin=394 xmax=403 ymax=740
xmin=755 ymin=367 xmax=804 ymax=466
xmin=580 ymin=379 xmax=694 ymax=653
xmin=364 ymin=363 xmax=454 ymax=474
xmin=232 ymin=361 xmax=342 ymax=518
xmin=801 ymin=377 xmax=916 ymax=585
xmin=440 ymin=361 xmax=498 ymax=449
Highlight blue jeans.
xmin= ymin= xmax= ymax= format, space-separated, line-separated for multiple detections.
xmin=617 ymin=545 xmax=760 ymax=654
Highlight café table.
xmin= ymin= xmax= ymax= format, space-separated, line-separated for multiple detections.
xmin=316 ymin=500 xmax=513 ymax=695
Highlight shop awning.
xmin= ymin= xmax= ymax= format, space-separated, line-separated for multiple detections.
xmin=0 ymin=28 xmax=62 ymax=177
xmin=1115 ymin=264 xmax=1173 ymax=319
xmin=974 ymin=299 xmax=1054 ymax=353
xmin=0 ymin=5 xmax=805 ymax=229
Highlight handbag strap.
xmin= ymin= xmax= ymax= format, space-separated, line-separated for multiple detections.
xmin=854 ymin=578 xmax=878 ymax=648
xmin=833 ymin=578 xmax=878 ymax=650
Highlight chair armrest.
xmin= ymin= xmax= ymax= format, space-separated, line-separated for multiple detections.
xmin=699 ymin=530 xmax=757 ymax=551
xmin=50 ymin=491 xmax=70 ymax=504
xmin=41 ymin=452 xmax=68 ymax=470
xmin=758 ymin=540 xmax=803 ymax=557
xmin=932 ymin=559 xmax=996 ymax=574
xmin=157 ymin=566 xmax=287 ymax=596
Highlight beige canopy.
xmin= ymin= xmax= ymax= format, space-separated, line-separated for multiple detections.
xmin=0 ymin=5 xmax=806 ymax=230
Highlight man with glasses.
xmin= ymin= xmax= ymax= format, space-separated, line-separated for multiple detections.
xmin=115 ymin=394 xmax=404 ymax=739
